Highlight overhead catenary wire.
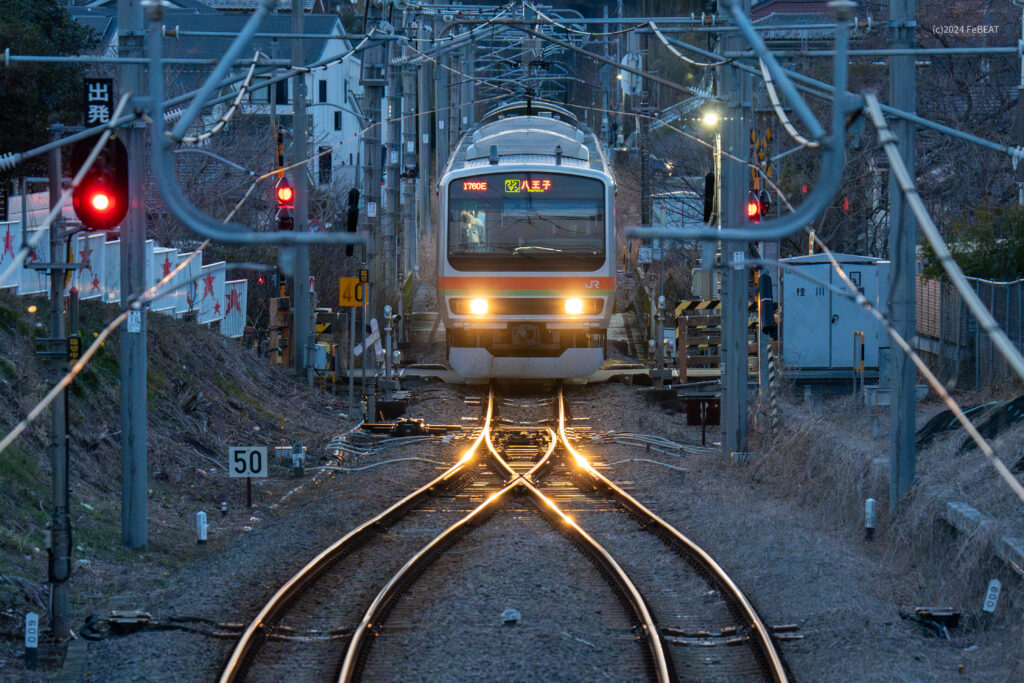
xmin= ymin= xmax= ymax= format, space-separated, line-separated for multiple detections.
xmin=224 ymin=91 xmax=507 ymax=222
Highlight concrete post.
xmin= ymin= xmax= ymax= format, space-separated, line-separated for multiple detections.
xmin=291 ymin=0 xmax=311 ymax=383
xmin=118 ymin=0 xmax=148 ymax=549
xmin=720 ymin=0 xmax=753 ymax=458
xmin=888 ymin=0 xmax=918 ymax=508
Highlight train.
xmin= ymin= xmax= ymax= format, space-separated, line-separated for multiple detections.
xmin=437 ymin=100 xmax=616 ymax=382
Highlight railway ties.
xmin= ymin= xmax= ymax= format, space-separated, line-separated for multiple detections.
xmin=221 ymin=387 xmax=786 ymax=683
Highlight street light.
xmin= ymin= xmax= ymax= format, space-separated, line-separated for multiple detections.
xmin=700 ymin=109 xmax=722 ymax=232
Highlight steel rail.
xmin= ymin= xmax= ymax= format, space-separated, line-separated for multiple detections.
xmin=217 ymin=394 xmax=495 ymax=682
xmin=556 ymin=392 xmax=788 ymax=683
xmin=339 ymin=398 xmax=672 ymax=683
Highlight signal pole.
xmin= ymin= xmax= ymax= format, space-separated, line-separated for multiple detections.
xmin=118 ymin=0 xmax=148 ymax=549
xmin=291 ymin=0 xmax=311 ymax=383
xmin=46 ymin=131 xmax=71 ymax=640
xmin=888 ymin=0 xmax=917 ymax=506
xmin=720 ymin=0 xmax=753 ymax=458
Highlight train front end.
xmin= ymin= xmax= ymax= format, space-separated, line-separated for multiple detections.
xmin=439 ymin=168 xmax=615 ymax=382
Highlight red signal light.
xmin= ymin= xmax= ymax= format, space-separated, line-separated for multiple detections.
xmin=746 ymin=201 xmax=759 ymax=218
xmin=90 ymin=192 xmax=112 ymax=212
xmin=275 ymin=177 xmax=295 ymax=210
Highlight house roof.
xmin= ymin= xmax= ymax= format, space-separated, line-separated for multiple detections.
xmin=160 ymin=12 xmax=345 ymax=63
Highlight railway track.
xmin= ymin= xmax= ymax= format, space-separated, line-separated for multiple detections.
xmin=220 ymin=387 xmax=787 ymax=683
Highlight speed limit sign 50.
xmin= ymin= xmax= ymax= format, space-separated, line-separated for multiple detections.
xmin=229 ymin=447 xmax=268 ymax=478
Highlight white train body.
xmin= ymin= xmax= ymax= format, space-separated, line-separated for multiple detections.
xmin=437 ymin=102 xmax=615 ymax=382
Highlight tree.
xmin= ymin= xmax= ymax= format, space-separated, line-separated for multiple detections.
xmin=922 ymin=205 xmax=1024 ymax=281
xmin=0 ymin=0 xmax=97 ymax=178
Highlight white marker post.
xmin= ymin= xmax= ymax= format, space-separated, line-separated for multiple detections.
xmin=229 ymin=446 xmax=268 ymax=508
xmin=196 ymin=511 xmax=208 ymax=544
xmin=864 ymin=498 xmax=876 ymax=540
xmin=24 ymin=612 xmax=38 ymax=669
xmin=982 ymin=579 xmax=1001 ymax=614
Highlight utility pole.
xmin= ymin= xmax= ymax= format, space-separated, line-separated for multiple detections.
xmin=435 ymin=50 xmax=450 ymax=195
xmin=888 ymin=0 xmax=917 ymax=507
xmin=402 ymin=61 xmax=417 ymax=278
xmin=460 ymin=43 xmax=475 ymax=135
xmin=118 ymin=0 xmax=147 ymax=549
xmin=385 ymin=47 xmax=402 ymax=306
xmin=720 ymin=0 xmax=753 ymax=458
xmin=46 ymin=131 xmax=71 ymax=640
xmin=291 ymin=0 xmax=311 ymax=384
xmin=416 ymin=37 xmax=433 ymax=270
xmin=359 ymin=4 xmax=385 ymax=321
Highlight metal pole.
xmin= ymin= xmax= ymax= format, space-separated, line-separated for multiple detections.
xmin=119 ymin=0 xmax=147 ymax=549
xmin=888 ymin=0 xmax=917 ymax=509
xmin=291 ymin=0 xmax=311 ymax=384
xmin=720 ymin=0 xmax=752 ymax=459
xmin=46 ymin=130 xmax=71 ymax=640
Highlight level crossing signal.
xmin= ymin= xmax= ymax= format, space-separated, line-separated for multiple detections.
xmin=71 ymin=135 xmax=129 ymax=231
xmin=276 ymin=176 xmax=294 ymax=230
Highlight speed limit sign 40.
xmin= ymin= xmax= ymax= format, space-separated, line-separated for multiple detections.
xmin=229 ymin=447 xmax=268 ymax=478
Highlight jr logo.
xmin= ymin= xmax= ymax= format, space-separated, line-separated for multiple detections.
xmin=584 ymin=280 xmax=600 ymax=289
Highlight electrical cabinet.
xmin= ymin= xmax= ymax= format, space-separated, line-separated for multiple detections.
xmin=780 ymin=254 xmax=889 ymax=371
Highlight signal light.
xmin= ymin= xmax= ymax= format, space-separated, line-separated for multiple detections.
xmin=275 ymin=176 xmax=295 ymax=210
xmin=345 ymin=187 xmax=360 ymax=257
xmin=758 ymin=190 xmax=771 ymax=219
xmin=70 ymin=135 xmax=129 ymax=231
xmin=746 ymin=190 xmax=760 ymax=223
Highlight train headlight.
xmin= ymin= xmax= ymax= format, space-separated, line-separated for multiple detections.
xmin=565 ymin=298 xmax=584 ymax=315
xmin=469 ymin=298 xmax=489 ymax=315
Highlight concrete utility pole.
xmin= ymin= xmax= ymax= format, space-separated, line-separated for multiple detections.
xmin=417 ymin=45 xmax=433 ymax=265
xmin=291 ymin=0 xmax=311 ymax=383
xmin=402 ymin=62 xmax=417 ymax=277
xmin=435 ymin=50 xmax=450 ymax=194
xmin=720 ymin=0 xmax=753 ymax=458
xmin=118 ymin=0 xmax=148 ymax=549
xmin=460 ymin=43 xmax=475 ymax=135
xmin=46 ymin=133 xmax=71 ymax=639
xmin=888 ymin=0 xmax=917 ymax=507
xmin=385 ymin=48 xmax=402 ymax=304
xmin=358 ymin=4 xmax=385 ymax=318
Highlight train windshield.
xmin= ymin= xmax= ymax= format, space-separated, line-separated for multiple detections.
xmin=447 ymin=173 xmax=605 ymax=271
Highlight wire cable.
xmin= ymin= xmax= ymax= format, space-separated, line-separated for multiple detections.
xmin=758 ymin=58 xmax=820 ymax=149
xmin=649 ymin=21 xmax=732 ymax=68
xmin=173 ymin=50 xmax=264 ymax=145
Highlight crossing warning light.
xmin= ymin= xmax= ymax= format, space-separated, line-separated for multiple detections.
xmin=70 ymin=135 xmax=129 ymax=231
xmin=275 ymin=176 xmax=295 ymax=210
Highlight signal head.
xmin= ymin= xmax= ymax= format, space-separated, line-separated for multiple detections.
xmin=275 ymin=176 xmax=295 ymax=209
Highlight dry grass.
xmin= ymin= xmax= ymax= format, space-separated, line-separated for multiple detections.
xmin=748 ymin=388 xmax=1024 ymax=640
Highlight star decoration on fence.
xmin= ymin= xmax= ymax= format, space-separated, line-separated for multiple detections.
xmin=202 ymin=272 xmax=215 ymax=300
xmin=2 ymin=226 xmax=13 ymax=259
xmin=225 ymin=286 xmax=241 ymax=316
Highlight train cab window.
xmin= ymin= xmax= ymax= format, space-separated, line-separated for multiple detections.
xmin=447 ymin=172 xmax=606 ymax=272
